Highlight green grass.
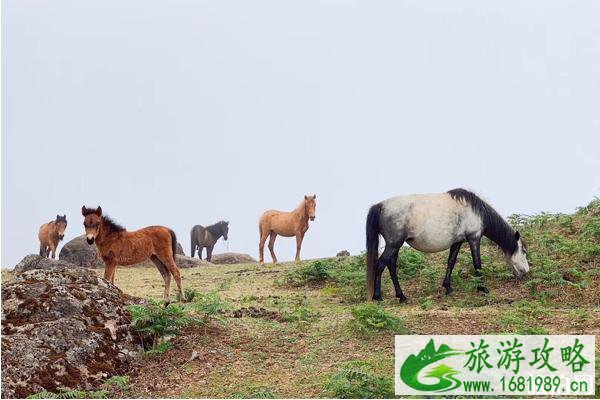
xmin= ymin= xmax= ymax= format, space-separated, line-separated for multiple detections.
xmin=349 ymin=303 xmax=408 ymax=336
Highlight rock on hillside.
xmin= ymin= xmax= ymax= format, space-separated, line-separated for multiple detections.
xmin=14 ymin=254 xmax=82 ymax=273
xmin=59 ymin=235 xmax=104 ymax=268
xmin=133 ymin=255 xmax=213 ymax=269
xmin=176 ymin=242 xmax=185 ymax=256
xmin=210 ymin=253 xmax=257 ymax=265
xmin=336 ymin=250 xmax=351 ymax=257
xmin=175 ymin=254 xmax=212 ymax=268
xmin=1 ymin=258 xmax=140 ymax=398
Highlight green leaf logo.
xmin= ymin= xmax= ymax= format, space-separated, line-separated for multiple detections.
xmin=400 ymin=339 xmax=463 ymax=392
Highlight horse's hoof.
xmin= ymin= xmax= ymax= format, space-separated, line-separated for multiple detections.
xmin=477 ymin=286 xmax=489 ymax=294
xmin=444 ymin=286 xmax=453 ymax=296
xmin=398 ymin=295 xmax=408 ymax=303
xmin=373 ymin=295 xmax=383 ymax=302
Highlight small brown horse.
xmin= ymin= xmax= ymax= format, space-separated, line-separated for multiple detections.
xmin=82 ymin=206 xmax=184 ymax=302
xmin=190 ymin=221 xmax=229 ymax=261
xmin=258 ymin=195 xmax=316 ymax=265
xmin=38 ymin=215 xmax=67 ymax=258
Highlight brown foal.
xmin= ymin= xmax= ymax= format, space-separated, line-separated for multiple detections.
xmin=81 ymin=206 xmax=184 ymax=302
xmin=38 ymin=215 xmax=67 ymax=258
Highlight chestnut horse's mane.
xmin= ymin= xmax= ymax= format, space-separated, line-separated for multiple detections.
xmin=102 ymin=216 xmax=126 ymax=234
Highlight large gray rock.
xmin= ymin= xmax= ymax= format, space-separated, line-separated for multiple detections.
xmin=176 ymin=242 xmax=185 ymax=256
xmin=14 ymin=254 xmax=80 ymax=273
xmin=174 ymin=255 xmax=212 ymax=268
xmin=133 ymin=255 xmax=212 ymax=269
xmin=210 ymin=253 xmax=257 ymax=265
xmin=1 ymin=261 xmax=140 ymax=398
xmin=59 ymin=235 xmax=104 ymax=268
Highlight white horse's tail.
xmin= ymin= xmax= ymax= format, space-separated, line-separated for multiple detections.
xmin=366 ymin=202 xmax=382 ymax=300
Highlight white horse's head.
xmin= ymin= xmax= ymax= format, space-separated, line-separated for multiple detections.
xmin=506 ymin=231 xmax=529 ymax=277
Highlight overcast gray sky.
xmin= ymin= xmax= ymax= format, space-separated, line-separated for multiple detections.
xmin=2 ymin=0 xmax=599 ymax=268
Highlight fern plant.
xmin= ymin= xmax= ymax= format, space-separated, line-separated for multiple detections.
xmin=27 ymin=390 xmax=108 ymax=399
xmin=349 ymin=303 xmax=407 ymax=336
xmin=127 ymin=300 xmax=200 ymax=349
xmin=326 ymin=366 xmax=394 ymax=398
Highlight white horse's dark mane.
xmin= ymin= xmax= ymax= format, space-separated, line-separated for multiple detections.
xmin=447 ymin=188 xmax=517 ymax=254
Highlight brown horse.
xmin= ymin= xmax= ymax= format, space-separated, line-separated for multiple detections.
xmin=38 ymin=215 xmax=67 ymax=258
xmin=190 ymin=221 xmax=229 ymax=261
xmin=81 ymin=206 xmax=184 ymax=302
xmin=258 ymin=195 xmax=316 ymax=265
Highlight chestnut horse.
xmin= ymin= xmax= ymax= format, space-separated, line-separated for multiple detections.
xmin=81 ymin=206 xmax=184 ymax=302
xmin=38 ymin=215 xmax=67 ymax=258
xmin=258 ymin=195 xmax=316 ymax=265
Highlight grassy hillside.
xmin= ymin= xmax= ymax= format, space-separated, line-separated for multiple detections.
xmin=3 ymin=199 xmax=599 ymax=398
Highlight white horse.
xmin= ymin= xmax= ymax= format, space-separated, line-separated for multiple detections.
xmin=366 ymin=188 xmax=529 ymax=302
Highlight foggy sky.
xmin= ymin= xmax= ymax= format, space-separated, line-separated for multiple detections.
xmin=2 ymin=0 xmax=599 ymax=268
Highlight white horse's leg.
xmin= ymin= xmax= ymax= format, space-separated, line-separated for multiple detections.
xmin=386 ymin=245 xmax=407 ymax=302
xmin=374 ymin=245 xmax=400 ymax=301
xmin=443 ymin=242 xmax=463 ymax=295
xmin=467 ymin=237 xmax=488 ymax=293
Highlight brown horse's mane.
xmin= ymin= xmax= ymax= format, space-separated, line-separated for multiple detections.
xmin=102 ymin=216 xmax=126 ymax=234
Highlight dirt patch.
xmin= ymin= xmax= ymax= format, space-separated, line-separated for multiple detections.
xmin=231 ymin=306 xmax=283 ymax=322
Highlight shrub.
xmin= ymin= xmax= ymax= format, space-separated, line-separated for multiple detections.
xmin=184 ymin=287 xmax=200 ymax=302
xmin=284 ymin=259 xmax=332 ymax=287
xmin=188 ymin=291 xmax=231 ymax=324
xmin=103 ymin=375 xmax=130 ymax=397
xmin=27 ymin=390 xmax=108 ymax=399
xmin=332 ymin=257 xmax=367 ymax=302
xmin=349 ymin=303 xmax=407 ymax=336
xmin=103 ymin=375 xmax=129 ymax=389
xmin=397 ymin=249 xmax=428 ymax=280
xmin=326 ymin=363 xmax=394 ymax=398
xmin=127 ymin=300 xmax=201 ymax=350
xmin=280 ymin=295 xmax=321 ymax=323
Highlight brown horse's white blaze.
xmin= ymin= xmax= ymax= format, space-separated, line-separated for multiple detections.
xmin=38 ymin=215 xmax=68 ymax=258
xmin=258 ymin=195 xmax=316 ymax=265
xmin=81 ymin=206 xmax=184 ymax=302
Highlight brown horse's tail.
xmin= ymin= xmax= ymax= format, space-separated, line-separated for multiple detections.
xmin=169 ymin=229 xmax=178 ymax=259
xmin=366 ymin=202 xmax=382 ymax=300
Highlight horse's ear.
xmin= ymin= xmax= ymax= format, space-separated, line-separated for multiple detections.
xmin=304 ymin=195 xmax=308 ymax=200
xmin=313 ymin=194 xmax=316 ymax=199
xmin=95 ymin=207 xmax=102 ymax=216
xmin=515 ymin=231 xmax=520 ymax=241
xmin=226 ymin=221 xmax=229 ymax=225
xmin=81 ymin=206 xmax=87 ymax=216
xmin=57 ymin=214 xmax=60 ymax=220
xmin=63 ymin=214 xmax=67 ymax=219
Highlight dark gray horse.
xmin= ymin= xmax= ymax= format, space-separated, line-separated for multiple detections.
xmin=190 ymin=221 xmax=229 ymax=261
